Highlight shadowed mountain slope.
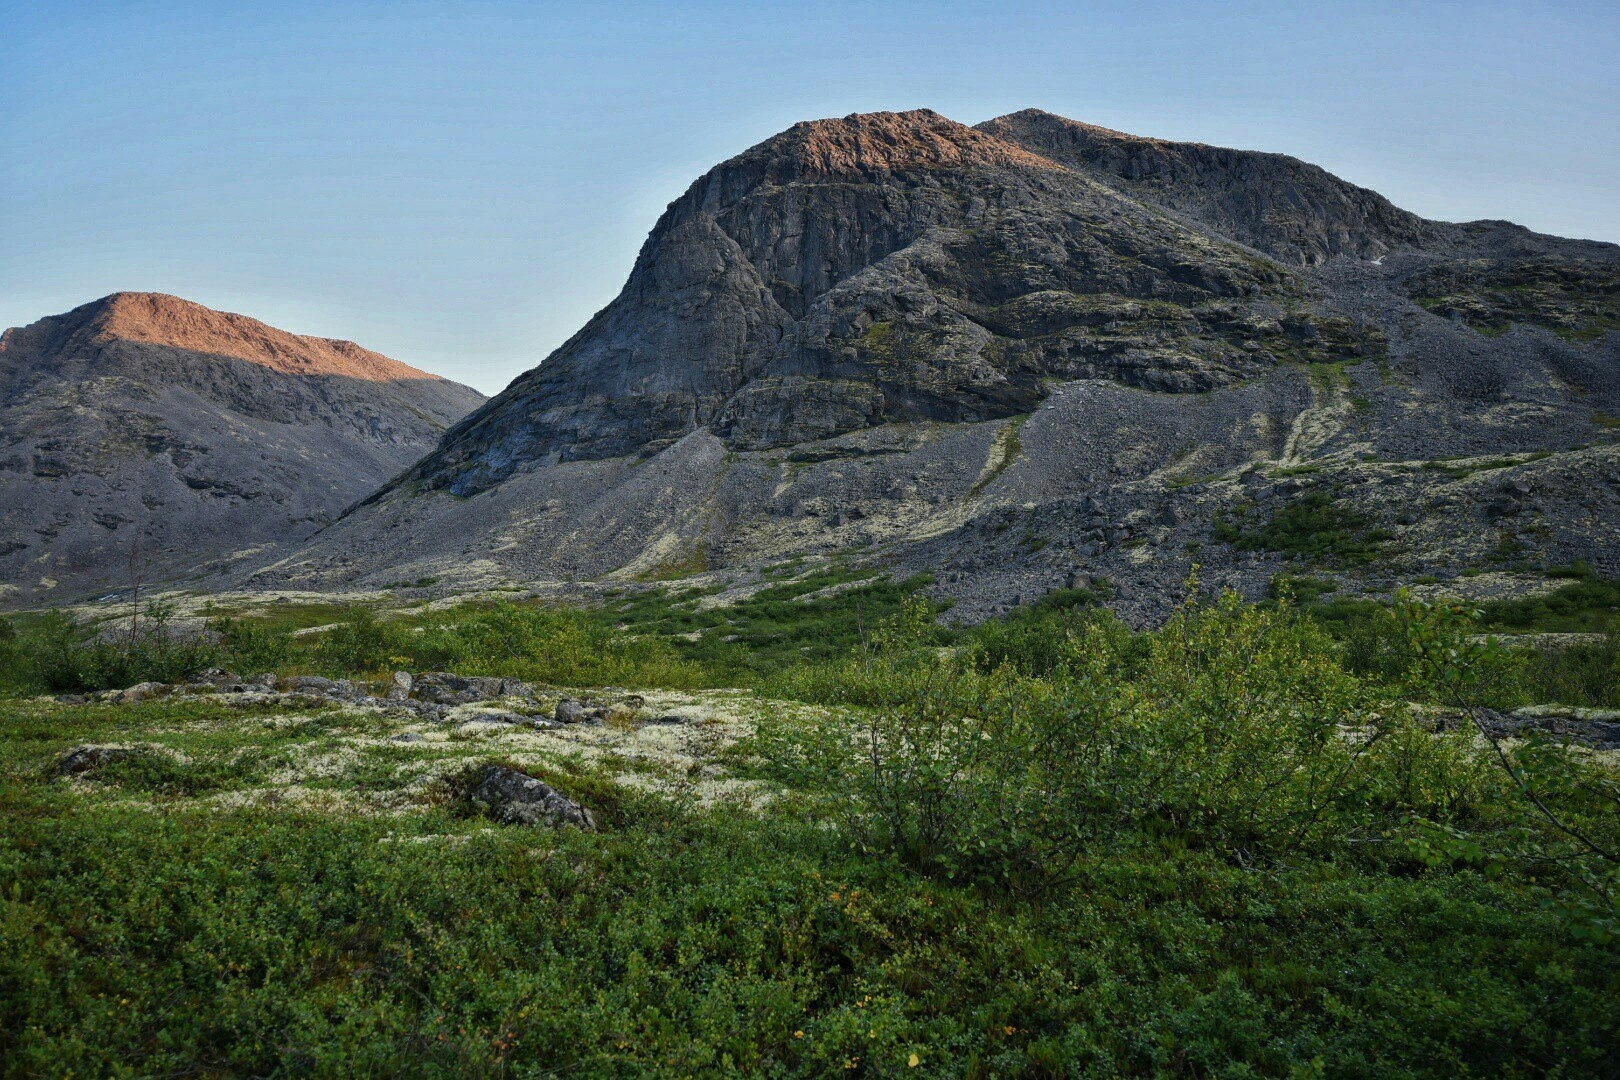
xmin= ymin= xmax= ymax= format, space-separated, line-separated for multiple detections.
xmin=244 ymin=110 xmax=1619 ymax=621
xmin=0 ymin=293 xmax=485 ymax=605
xmin=975 ymin=109 xmax=1437 ymax=265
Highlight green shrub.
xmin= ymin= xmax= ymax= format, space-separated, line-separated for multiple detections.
xmin=1215 ymin=488 xmax=1392 ymax=566
xmin=207 ymin=615 xmax=297 ymax=674
xmin=308 ymin=608 xmax=413 ymax=675
xmin=412 ymin=603 xmax=707 ymax=687
xmin=22 ymin=609 xmax=222 ymax=692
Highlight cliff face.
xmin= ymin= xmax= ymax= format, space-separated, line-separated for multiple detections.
xmin=248 ymin=110 xmax=1620 ymax=622
xmin=407 ymin=110 xmax=1383 ymax=496
xmin=976 ymin=109 xmax=1437 ymax=265
xmin=0 ymin=293 xmax=485 ymax=604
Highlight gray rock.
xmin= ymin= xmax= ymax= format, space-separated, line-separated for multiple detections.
xmin=553 ymin=697 xmax=592 ymax=724
xmin=414 ymin=672 xmax=507 ymax=705
xmin=386 ymin=671 xmax=414 ymax=701
xmin=57 ymin=745 xmax=131 ymax=775
xmin=468 ymin=710 xmax=534 ymax=725
xmin=193 ymin=668 xmax=240 ymax=686
xmin=286 ymin=675 xmax=338 ymax=693
xmin=469 ymin=766 xmax=596 ymax=830
xmin=116 ymin=682 xmax=165 ymax=704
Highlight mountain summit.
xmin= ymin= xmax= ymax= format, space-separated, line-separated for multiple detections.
xmin=975 ymin=109 xmax=1435 ymax=264
xmin=252 ymin=109 xmax=1619 ymax=618
xmin=735 ymin=109 xmax=1066 ymax=179
xmin=403 ymin=108 xmax=1367 ymax=494
xmin=0 ymin=295 xmax=485 ymax=604
xmin=53 ymin=292 xmax=451 ymax=382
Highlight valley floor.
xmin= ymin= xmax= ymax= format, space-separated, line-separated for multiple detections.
xmin=2 ymin=585 xmax=1618 ymax=1076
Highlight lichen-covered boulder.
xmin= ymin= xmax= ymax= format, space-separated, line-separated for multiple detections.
xmin=468 ymin=766 xmax=596 ymax=830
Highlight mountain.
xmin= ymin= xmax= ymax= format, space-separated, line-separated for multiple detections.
xmin=0 ymin=292 xmax=485 ymax=605
xmin=975 ymin=109 xmax=1437 ymax=265
xmin=247 ymin=110 xmax=1620 ymax=621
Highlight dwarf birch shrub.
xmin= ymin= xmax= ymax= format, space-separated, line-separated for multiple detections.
xmin=766 ymin=590 xmax=1547 ymax=890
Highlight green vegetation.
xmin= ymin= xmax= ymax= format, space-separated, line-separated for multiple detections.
xmin=968 ymin=414 xmax=1026 ymax=497
xmin=1423 ymin=450 xmax=1553 ymax=480
xmin=199 ymin=598 xmax=384 ymax=635
xmin=1409 ymin=258 xmax=1620 ymax=344
xmin=1478 ymin=563 xmax=1620 ymax=633
xmin=633 ymin=543 xmax=711 ymax=581
xmin=1164 ymin=470 xmax=1219 ymax=489
xmin=1213 ymin=487 xmax=1393 ymax=567
xmin=594 ymin=568 xmax=943 ymax=676
xmin=0 ymin=603 xmax=709 ymax=695
xmin=3 ymin=580 xmax=1619 ymax=1075
xmin=1274 ymin=564 xmax=1620 ymax=710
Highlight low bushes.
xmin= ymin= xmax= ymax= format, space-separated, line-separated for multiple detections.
xmin=1 ymin=602 xmax=707 ymax=695
xmin=5 ymin=587 xmax=1620 ymax=1073
xmin=758 ymin=591 xmax=1620 ymax=913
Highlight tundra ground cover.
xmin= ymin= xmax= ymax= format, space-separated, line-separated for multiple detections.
xmin=1 ymin=585 xmax=1617 ymax=1076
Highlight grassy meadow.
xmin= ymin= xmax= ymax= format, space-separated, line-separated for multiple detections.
xmin=1 ymin=569 xmax=1617 ymax=1076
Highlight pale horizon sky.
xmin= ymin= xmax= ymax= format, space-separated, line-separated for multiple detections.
xmin=4 ymin=0 xmax=1617 ymax=394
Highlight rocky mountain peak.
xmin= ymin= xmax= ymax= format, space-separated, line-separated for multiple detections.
xmin=986 ymin=109 xmax=1175 ymax=148
xmin=14 ymin=292 xmax=445 ymax=383
xmin=401 ymin=108 xmax=1384 ymax=496
xmin=732 ymin=108 xmax=1064 ymax=181
xmin=246 ymin=109 xmax=1619 ymax=621
xmin=977 ymin=109 xmax=1435 ymax=264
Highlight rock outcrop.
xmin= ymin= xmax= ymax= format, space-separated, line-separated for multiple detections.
xmin=399 ymin=109 xmax=1374 ymax=495
xmin=468 ymin=766 xmax=597 ymax=830
xmin=0 ymin=293 xmax=485 ymax=605
xmin=975 ymin=109 xmax=1437 ymax=265
xmin=241 ymin=109 xmax=1620 ymax=620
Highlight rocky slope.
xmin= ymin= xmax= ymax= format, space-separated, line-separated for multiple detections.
xmin=247 ymin=110 xmax=1620 ymax=621
xmin=0 ymin=293 xmax=484 ymax=605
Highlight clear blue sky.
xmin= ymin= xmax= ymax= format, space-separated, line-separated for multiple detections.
xmin=4 ymin=1 xmax=1616 ymax=394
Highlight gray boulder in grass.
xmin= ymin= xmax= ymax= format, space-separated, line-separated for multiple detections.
xmin=469 ymin=765 xmax=597 ymax=830
xmin=57 ymin=745 xmax=132 ymax=775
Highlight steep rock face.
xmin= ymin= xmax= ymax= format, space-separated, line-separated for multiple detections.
xmin=0 ymin=293 xmax=484 ymax=604
xmin=251 ymin=111 xmax=1620 ymax=620
xmin=408 ymin=110 xmax=1381 ymax=496
xmin=976 ymin=109 xmax=1437 ymax=265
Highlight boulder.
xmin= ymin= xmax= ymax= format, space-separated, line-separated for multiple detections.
xmin=414 ymin=672 xmax=507 ymax=705
xmin=554 ymin=697 xmax=594 ymax=724
xmin=57 ymin=745 xmax=131 ymax=775
xmin=468 ymin=766 xmax=596 ymax=830
xmin=387 ymin=671 xmax=414 ymax=701
xmin=116 ymin=682 xmax=165 ymax=704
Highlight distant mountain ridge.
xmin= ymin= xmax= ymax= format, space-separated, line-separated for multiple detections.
xmin=0 ymin=293 xmax=485 ymax=605
xmin=44 ymin=292 xmax=451 ymax=382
